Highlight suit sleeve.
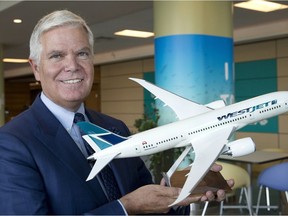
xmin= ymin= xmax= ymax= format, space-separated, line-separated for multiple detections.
xmin=0 ymin=133 xmax=49 ymax=214
xmin=85 ymin=200 xmax=127 ymax=215
xmin=0 ymin=132 xmax=127 ymax=215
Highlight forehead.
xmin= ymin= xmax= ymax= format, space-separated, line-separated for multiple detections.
xmin=40 ymin=25 xmax=90 ymax=49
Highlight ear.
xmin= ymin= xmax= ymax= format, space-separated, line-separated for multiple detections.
xmin=29 ymin=58 xmax=40 ymax=81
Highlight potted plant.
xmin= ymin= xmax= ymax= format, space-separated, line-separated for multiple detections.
xmin=134 ymin=108 xmax=176 ymax=183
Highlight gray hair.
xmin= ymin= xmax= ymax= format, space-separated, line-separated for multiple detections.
xmin=29 ymin=10 xmax=94 ymax=64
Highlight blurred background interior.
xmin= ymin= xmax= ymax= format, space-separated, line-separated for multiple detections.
xmin=1 ymin=1 xmax=288 ymax=215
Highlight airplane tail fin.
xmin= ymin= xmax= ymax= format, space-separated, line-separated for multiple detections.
xmin=76 ymin=122 xmax=128 ymax=153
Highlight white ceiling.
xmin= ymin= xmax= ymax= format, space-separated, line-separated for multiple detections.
xmin=2 ymin=0 xmax=288 ymax=74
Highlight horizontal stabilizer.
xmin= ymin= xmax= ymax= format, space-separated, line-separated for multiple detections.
xmin=87 ymin=152 xmax=120 ymax=181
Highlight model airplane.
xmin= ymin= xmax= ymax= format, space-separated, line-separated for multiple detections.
xmin=77 ymin=78 xmax=288 ymax=206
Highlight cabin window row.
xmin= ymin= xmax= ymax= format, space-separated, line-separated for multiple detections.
xmin=187 ymin=115 xmax=248 ymax=135
xmin=155 ymin=137 xmax=179 ymax=145
xmin=259 ymin=105 xmax=281 ymax=113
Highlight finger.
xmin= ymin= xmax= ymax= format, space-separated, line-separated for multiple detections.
xmin=200 ymin=195 xmax=208 ymax=202
xmin=204 ymin=191 xmax=215 ymax=201
xmin=160 ymin=186 xmax=181 ymax=198
xmin=160 ymin=178 xmax=166 ymax=186
xmin=176 ymin=194 xmax=202 ymax=206
xmin=171 ymin=187 xmax=182 ymax=198
xmin=227 ymin=179 xmax=234 ymax=188
xmin=210 ymin=163 xmax=222 ymax=172
xmin=216 ymin=189 xmax=226 ymax=201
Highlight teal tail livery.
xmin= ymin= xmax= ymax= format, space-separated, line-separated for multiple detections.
xmin=76 ymin=78 xmax=288 ymax=207
xmin=76 ymin=122 xmax=128 ymax=152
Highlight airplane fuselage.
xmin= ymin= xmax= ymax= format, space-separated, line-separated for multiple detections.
xmin=94 ymin=91 xmax=288 ymax=160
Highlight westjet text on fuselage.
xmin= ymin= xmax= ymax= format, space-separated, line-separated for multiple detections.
xmin=217 ymin=99 xmax=277 ymax=121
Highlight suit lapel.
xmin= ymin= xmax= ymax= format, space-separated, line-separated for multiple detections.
xmin=31 ymin=97 xmax=110 ymax=204
xmin=30 ymin=97 xmax=96 ymax=182
xmin=30 ymin=97 xmax=139 ymax=199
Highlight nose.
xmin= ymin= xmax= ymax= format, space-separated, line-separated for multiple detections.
xmin=64 ymin=55 xmax=78 ymax=72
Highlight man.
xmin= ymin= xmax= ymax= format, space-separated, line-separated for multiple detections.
xmin=0 ymin=10 xmax=233 ymax=214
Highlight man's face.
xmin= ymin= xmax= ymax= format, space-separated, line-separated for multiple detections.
xmin=29 ymin=25 xmax=94 ymax=111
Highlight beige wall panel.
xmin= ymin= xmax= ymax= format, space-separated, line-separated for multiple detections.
xmin=236 ymin=132 xmax=279 ymax=149
xmin=279 ymin=114 xmax=288 ymax=133
xmin=277 ymin=58 xmax=288 ymax=77
xmin=101 ymin=101 xmax=143 ymax=115
xmin=101 ymin=75 xmax=135 ymax=89
xmin=277 ymin=38 xmax=288 ymax=57
xmin=279 ymin=134 xmax=288 ymax=152
xmin=102 ymin=75 xmax=143 ymax=89
xmin=100 ymin=59 xmax=153 ymax=134
xmin=108 ymin=113 xmax=143 ymax=131
xmin=102 ymin=88 xmax=143 ymax=101
xmin=101 ymin=60 xmax=143 ymax=77
xmin=234 ymin=41 xmax=276 ymax=62
xmin=278 ymin=77 xmax=288 ymax=91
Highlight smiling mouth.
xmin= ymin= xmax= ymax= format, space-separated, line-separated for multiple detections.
xmin=62 ymin=79 xmax=83 ymax=84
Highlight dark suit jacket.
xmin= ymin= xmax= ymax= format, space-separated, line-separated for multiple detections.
xmin=0 ymin=95 xmax=153 ymax=214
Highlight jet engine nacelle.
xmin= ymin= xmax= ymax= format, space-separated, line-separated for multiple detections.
xmin=222 ymin=137 xmax=256 ymax=157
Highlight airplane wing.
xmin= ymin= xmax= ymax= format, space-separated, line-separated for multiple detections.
xmin=129 ymin=78 xmax=212 ymax=120
xmin=169 ymin=126 xmax=235 ymax=206
xmin=86 ymin=152 xmax=120 ymax=181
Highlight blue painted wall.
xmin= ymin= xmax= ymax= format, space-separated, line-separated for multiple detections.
xmin=235 ymin=59 xmax=278 ymax=133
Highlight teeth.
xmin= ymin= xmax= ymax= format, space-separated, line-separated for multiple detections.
xmin=62 ymin=79 xmax=82 ymax=84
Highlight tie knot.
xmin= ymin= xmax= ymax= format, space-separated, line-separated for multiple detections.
xmin=74 ymin=113 xmax=85 ymax=123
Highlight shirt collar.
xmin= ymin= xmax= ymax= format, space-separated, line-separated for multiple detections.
xmin=40 ymin=92 xmax=86 ymax=132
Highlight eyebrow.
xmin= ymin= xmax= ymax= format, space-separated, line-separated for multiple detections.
xmin=46 ymin=50 xmax=63 ymax=56
xmin=78 ymin=47 xmax=92 ymax=53
xmin=46 ymin=46 xmax=92 ymax=56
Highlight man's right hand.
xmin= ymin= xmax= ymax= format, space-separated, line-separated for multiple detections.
xmin=120 ymin=184 xmax=198 ymax=215
xmin=119 ymin=163 xmax=234 ymax=215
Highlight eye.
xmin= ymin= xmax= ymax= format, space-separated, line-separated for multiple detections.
xmin=49 ymin=52 xmax=63 ymax=60
xmin=77 ymin=51 xmax=90 ymax=59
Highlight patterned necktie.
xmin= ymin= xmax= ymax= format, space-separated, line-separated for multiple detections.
xmin=73 ymin=112 xmax=121 ymax=201
xmin=73 ymin=113 xmax=94 ymax=155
